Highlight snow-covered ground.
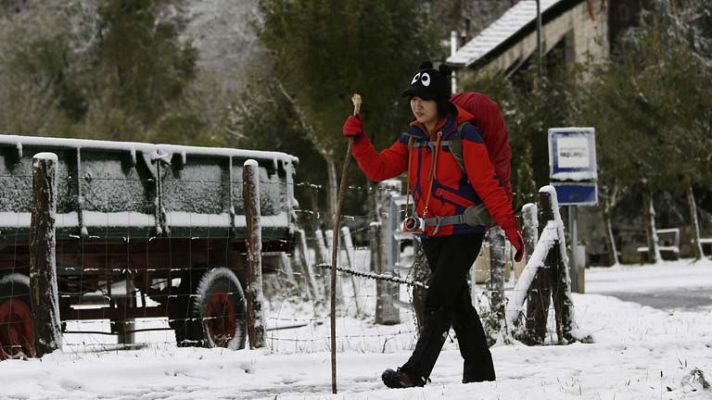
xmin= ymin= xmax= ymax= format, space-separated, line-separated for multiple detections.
xmin=2 ymin=259 xmax=712 ymax=399
xmin=587 ymin=260 xmax=712 ymax=311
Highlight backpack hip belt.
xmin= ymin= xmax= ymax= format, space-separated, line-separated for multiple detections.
xmin=418 ymin=204 xmax=493 ymax=228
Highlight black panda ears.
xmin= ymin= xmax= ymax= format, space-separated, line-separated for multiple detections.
xmin=418 ymin=61 xmax=452 ymax=77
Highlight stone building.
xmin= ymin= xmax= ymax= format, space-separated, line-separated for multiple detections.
xmin=447 ymin=0 xmax=610 ymax=79
xmin=444 ymin=0 xmax=657 ymax=265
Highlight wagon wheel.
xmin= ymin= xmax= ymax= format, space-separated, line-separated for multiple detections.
xmin=0 ymin=274 xmax=35 ymax=360
xmin=170 ymin=268 xmax=246 ymax=350
xmin=194 ymin=268 xmax=247 ymax=349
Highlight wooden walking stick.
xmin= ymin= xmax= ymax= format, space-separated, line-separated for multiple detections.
xmin=330 ymin=93 xmax=361 ymax=394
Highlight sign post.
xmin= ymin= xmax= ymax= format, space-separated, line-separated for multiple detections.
xmin=548 ymin=128 xmax=598 ymax=293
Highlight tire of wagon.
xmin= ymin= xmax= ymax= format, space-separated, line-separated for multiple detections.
xmin=0 ymin=274 xmax=35 ymax=360
xmin=193 ymin=268 xmax=247 ymax=350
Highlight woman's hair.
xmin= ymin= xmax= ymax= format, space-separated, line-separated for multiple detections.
xmin=436 ymin=98 xmax=455 ymax=117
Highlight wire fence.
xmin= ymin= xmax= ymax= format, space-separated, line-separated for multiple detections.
xmin=0 ymin=169 xmax=564 ymax=361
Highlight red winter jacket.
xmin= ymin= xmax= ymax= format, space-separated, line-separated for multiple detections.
xmin=351 ymin=105 xmax=517 ymax=237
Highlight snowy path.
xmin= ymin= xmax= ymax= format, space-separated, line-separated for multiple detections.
xmin=587 ymin=260 xmax=712 ymax=310
xmin=2 ymin=261 xmax=711 ymax=399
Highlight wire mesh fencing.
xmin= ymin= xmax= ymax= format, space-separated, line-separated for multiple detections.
xmin=0 ymin=147 xmax=297 ymax=359
xmin=1 ymin=166 xmax=570 ymax=361
xmin=258 ymin=180 xmax=574 ymax=355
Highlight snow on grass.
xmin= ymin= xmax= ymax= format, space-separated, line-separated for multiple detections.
xmin=2 ymin=260 xmax=712 ymax=399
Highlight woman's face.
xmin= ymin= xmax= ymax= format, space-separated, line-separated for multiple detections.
xmin=410 ymin=97 xmax=438 ymax=126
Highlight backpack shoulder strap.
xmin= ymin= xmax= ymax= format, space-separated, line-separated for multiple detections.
xmin=449 ymin=122 xmax=471 ymax=173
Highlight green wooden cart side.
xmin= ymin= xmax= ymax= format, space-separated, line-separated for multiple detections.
xmin=0 ymin=135 xmax=298 ymax=242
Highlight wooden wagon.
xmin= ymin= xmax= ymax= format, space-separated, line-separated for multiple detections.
xmin=0 ymin=135 xmax=298 ymax=359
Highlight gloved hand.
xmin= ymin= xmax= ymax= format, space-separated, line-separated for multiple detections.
xmin=342 ymin=115 xmax=363 ymax=138
xmin=504 ymin=227 xmax=525 ymax=262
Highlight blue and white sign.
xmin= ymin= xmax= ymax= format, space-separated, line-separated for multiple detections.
xmin=548 ymin=127 xmax=598 ymax=206
xmin=552 ymin=182 xmax=598 ymax=206
xmin=548 ymin=128 xmax=597 ymax=182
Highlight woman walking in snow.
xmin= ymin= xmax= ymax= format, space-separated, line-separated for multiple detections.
xmin=342 ymin=61 xmax=524 ymax=388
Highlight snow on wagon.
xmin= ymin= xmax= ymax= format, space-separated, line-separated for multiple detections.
xmin=0 ymin=135 xmax=298 ymax=359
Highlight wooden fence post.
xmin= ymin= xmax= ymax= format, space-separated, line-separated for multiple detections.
xmin=508 ymin=202 xmax=537 ymax=339
xmin=340 ymin=227 xmax=361 ymax=315
xmin=522 ymin=187 xmax=580 ymax=344
xmin=522 ymin=204 xmax=539 ymax=259
xmin=411 ymin=242 xmax=429 ymax=331
xmin=374 ymin=181 xmax=400 ymax=325
xmin=314 ymin=228 xmax=328 ymax=280
xmin=243 ymin=160 xmax=266 ymax=348
xmin=523 ymin=190 xmax=555 ymax=344
xmin=488 ymin=227 xmax=506 ymax=333
xmin=368 ymin=221 xmax=382 ymax=275
xmin=30 ymin=153 xmax=62 ymax=357
xmin=294 ymin=228 xmax=320 ymax=299
xmin=113 ymin=277 xmax=135 ymax=346
xmin=550 ymin=204 xmax=576 ymax=343
xmin=279 ymin=252 xmax=298 ymax=289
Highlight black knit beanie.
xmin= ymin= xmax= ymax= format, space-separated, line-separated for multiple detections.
xmin=402 ymin=61 xmax=454 ymax=116
xmin=402 ymin=61 xmax=452 ymax=101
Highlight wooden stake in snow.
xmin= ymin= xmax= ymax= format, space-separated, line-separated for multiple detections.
xmin=411 ymin=243 xmax=429 ymax=331
xmin=114 ymin=277 xmax=136 ymax=345
xmin=341 ymin=226 xmax=361 ymax=315
xmin=329 ymin=93 xmax=361 ymax=394
xmin=507 ymin=187 xmax=584 ymax=344
xmin=522 ymin=203 xmax=539 ymax=259
xmin=488 ymin=227 xmax=506 ymax=332
xmin=314 ymin=228 xmax=328 ymax=280
xmin=520 ymin=187 xmax=577 ymax=343
xmin=243 ymin=159 xmax=266 ymax=349
xmin=30 ymin=152 xmax=62 ymax=357
xmin=524 ymin=189 xmax=556 ymax=343
xmin=279 ymin=250 xmax=298 ymax=288
xmin=373 ymin=181 xmax=400 ymax=325
xmin=294 ymin=228 xmax=320 ymax=299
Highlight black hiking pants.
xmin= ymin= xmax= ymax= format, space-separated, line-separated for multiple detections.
xmin=401 ymin=232 xmax=495 ymax=384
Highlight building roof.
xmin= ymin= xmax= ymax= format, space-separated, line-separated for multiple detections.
xmin=447 ymin=0 xmax=574 ymax=68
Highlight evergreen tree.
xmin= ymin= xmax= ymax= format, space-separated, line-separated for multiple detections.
xmin=583 ymin=0 xmax=712 ymax=262
xmin=256 ymin=0 xmax=440 ymax=215
xmin=0 ymin=0 xmax=206 ymax=143
xmin=0 ymin=1 xmax=92 ymax=135
xmin=91 ymin=0 xmax=198 ymax=139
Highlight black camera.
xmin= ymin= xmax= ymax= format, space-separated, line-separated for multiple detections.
xmin=403 ymin=216 xmax=425 ymax=233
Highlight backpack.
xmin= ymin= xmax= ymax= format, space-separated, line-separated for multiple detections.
xmin=449 ymin=92 xmax=513 ymax=201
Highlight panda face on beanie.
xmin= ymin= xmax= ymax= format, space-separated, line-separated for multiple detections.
xmin=402 ymin=61 xmax=452 ymax=102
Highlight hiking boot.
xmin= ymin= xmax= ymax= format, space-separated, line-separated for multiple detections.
xmin=381 ymin=368 xmax=423 ymax=388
